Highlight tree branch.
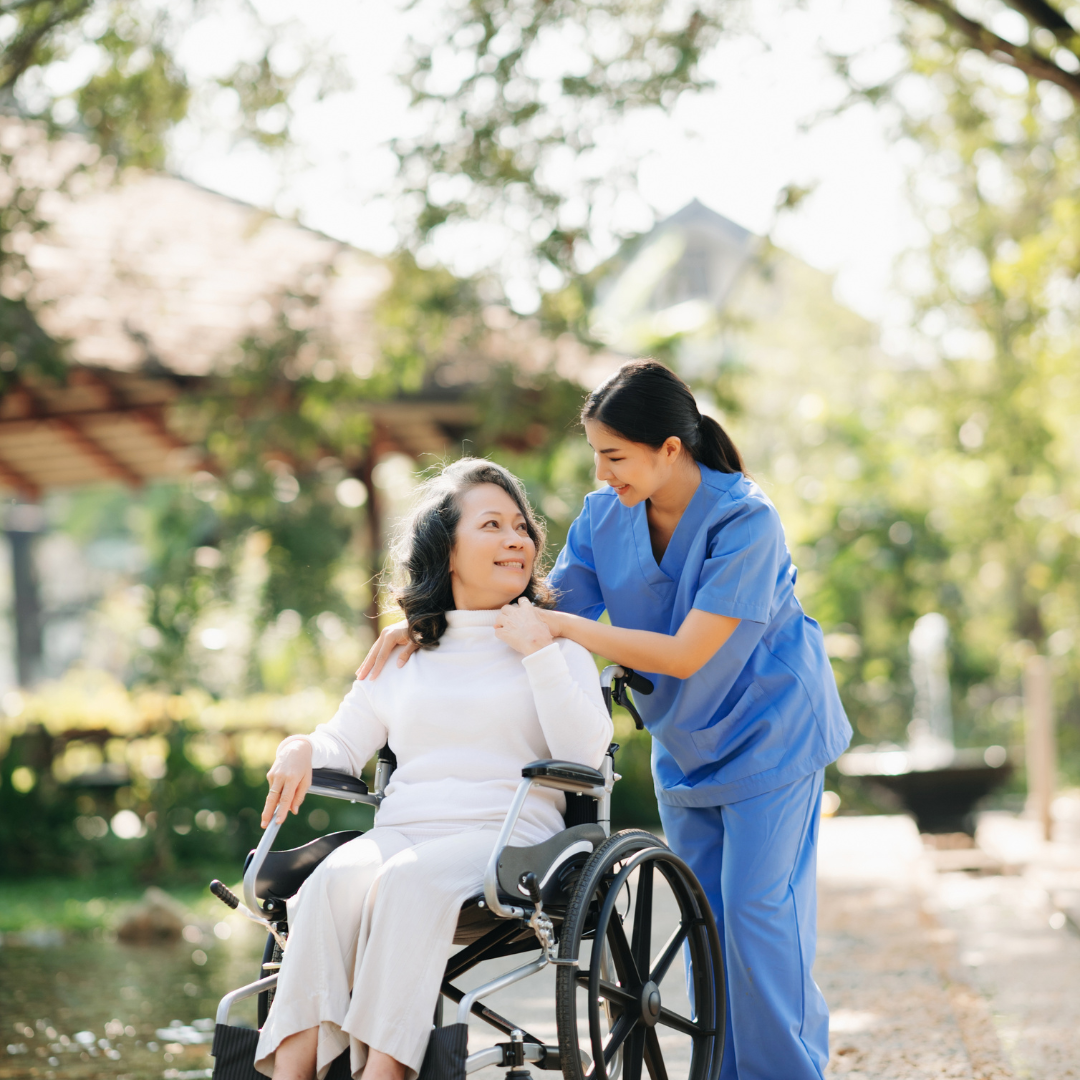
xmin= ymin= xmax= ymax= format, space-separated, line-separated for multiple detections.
xmin=0 ymin=0 xmax=94 ymax=91
xmin=1004 ymin=0 xmax=1073 ymax=37
xmin=906 ymin=0 xmax=1080 ymax=102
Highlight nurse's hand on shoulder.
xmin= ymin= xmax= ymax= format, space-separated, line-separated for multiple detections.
xmin=495 ymin=597 xmax=555 ymax=656
xmin=356 ymin=621 xmax=418 ymax=680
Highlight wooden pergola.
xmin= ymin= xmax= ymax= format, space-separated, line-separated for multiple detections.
xmin=0 ymin=366 xmax=483 ymax=499
xmin=0 ymin=162 xmax=500 ymax=683
xmin=0 ymin=365 xmax=193 ymax=498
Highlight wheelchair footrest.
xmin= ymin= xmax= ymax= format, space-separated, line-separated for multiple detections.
xmin=418 ymin=1023 xmax=469 ymax=1080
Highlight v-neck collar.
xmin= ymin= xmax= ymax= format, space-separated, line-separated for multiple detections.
xmin=630 ymin=466 xmax=711 ymax=590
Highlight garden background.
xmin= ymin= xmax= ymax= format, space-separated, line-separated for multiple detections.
xmin=2 ymin=0 xmax=1080 ymax=934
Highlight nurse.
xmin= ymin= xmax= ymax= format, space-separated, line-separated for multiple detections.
xmin=360 ymin=359 xmax=852 ymax=1080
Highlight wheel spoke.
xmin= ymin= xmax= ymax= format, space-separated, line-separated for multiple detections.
xmin=649 ymin=922 xmax=688 ymax=986
xmin=602 ymin=1012 xmax=638 ymax=1065
xmin=605 ymin=907 xmax=642 ymax=986
xmin=656 ymin=1006 xmax=707 ymax=1039
xmin=630 ymin=861 xmax=653 ymax=975
xmin=622 ymin=1025 xmax=646 ymax=1080
xmin=577 ymin=970 xmax=639 ymax=1010
xmin=643 ymin=1028 xmax=670 ymax=1080
xmin=599 ymin=978 xmax=638 ymax=1010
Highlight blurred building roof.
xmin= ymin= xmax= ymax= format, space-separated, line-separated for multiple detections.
xmin=591 ymin=198 xmax=761 ymax=355
xmin=23 ymin=164 xmax=389 ymax=378
xmin=0 ymin=125 xmax=581 ymax=495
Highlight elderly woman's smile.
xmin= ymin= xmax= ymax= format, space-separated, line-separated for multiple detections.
xmin=449 ymin=483 xmax=536 ymax=610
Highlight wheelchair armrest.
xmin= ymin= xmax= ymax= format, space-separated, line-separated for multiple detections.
xmin=521 ymin=760 xmax=605 ymax=794
xmin=309 ymin=769 xmax=376 ymax=804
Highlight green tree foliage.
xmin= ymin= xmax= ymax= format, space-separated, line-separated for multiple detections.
xmin=900 ymin=0 xmax=1080 ymax=105
xmin=0 ymin=0 xmax=346 ymax=386
xmin=784 ymin=0 xmax=1080 ymax=781
xmin=394 ymin=0 xmax=737 ymax=280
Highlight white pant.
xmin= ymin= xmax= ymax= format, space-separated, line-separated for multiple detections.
xmin=254 ymin=825 xmax=500 ymax=1080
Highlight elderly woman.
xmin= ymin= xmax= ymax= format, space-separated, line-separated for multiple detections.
xmin=254 ymin=459 xmax=613 ymax=1080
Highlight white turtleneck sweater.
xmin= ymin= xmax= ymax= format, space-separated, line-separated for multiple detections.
xmin=306 ymin=610 xmax=614 ymax=845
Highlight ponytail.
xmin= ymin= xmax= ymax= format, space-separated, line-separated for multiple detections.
xmin=697 ymin=414 xmax=744 ymax=474
xmin=582 ymin=359 xmax=744 ymax=475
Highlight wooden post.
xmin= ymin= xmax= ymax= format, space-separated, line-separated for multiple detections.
xmin=5 ymin=503 xmax=46 ymax=687
xmin=1024 ymin=655 xmax=1056 ymax=842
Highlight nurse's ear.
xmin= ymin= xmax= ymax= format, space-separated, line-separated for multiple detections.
xmin=659 ymin=435 xmax=684 ymax=464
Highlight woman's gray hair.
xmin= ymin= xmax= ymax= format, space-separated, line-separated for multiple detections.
xmin=389 ymin=458 xmax=553 ymax=647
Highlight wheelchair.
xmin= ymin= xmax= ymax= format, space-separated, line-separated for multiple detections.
xmin=207 ymin=666 xmax=724 ymax=1080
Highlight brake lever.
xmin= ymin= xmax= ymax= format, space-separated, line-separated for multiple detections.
xmin=614 ymin=681 xmax=646 ymax=731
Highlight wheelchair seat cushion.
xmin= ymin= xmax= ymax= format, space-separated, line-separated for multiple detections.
xmin=247 ymin=830 xmax=365 ymax=903
xmin=496 ymin=823 xmax=606 ymax=904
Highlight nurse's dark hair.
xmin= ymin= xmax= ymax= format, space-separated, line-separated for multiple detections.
xmin=582 ymin=359 xmax=744 ymax=474
xmin=389 ymin=457 xmax=553 ymax=648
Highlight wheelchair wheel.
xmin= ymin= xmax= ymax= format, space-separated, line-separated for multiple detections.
xmin=257 ymin=933 xmax=282 ymax=1028
xmin=555 ymin=830 xmax=724 ymax=1080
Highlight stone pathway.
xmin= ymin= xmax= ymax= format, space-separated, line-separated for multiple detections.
xmin=816 ymin=816 xmax=1013 ymax=1080
xmin=929 ymin=807 xmax=1080 ymax=1080
xmin=818 ymin=802 xmax=1080 ymax=1080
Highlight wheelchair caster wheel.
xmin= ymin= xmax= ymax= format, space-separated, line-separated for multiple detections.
xmin=504 ymin=1070 xmax=531 ymax=1079
xmin=555 ymin=830 xmax=725 ymax=1080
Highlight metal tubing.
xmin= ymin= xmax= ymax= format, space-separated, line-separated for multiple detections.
xmin=465 ymin=1047 xmax=506 ymax=1073
xmin=215 ymin=974 xmax=278 ymax=1026
xmin=456 ymin=957 xmax=549 ymax=1025
xmin=598 ymin=755 xmax=613 ymax=836
xmin=482 ymin=779 xmax=533 ymax=918
xmin=306 ymin=784 xmax=380 ymax=807
xmin=243 ymin=817 xmax=282 ymax=916
xmin=600 ymin=664 xmax=626 ymax=685
xmin=373 ymin=758 xmax=393 ymax=799
xmin=464 ymin=1043 xmax=547 ymax=1074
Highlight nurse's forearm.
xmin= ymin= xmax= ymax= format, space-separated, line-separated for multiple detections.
xmin=546 ymin=609 xmax=740 ymax=679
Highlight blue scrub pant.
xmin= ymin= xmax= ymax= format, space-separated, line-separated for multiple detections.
xmin=658 ymin=770 xmax=829 ymax=1080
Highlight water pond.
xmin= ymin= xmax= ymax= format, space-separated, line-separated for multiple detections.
xmin=1 ymin=921 xmax=265 ymax=1080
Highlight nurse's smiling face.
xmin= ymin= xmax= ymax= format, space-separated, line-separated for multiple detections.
xmin=449 ymin=483 xmax=537 ymax=609
xmin=585 ymin=420 xmax=688 ymax=507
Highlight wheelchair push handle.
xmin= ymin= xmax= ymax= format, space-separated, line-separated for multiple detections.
xmin=601 ymin=665 xmax=654 ymax=731
xmin=620 ymin=668 xmax=654 ymax=696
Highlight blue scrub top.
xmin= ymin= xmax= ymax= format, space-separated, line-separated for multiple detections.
xmin=549 ymin=466 xmax=852 ymax=806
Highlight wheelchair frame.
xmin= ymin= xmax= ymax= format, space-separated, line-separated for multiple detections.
xmin=209 ymin=666 xmax=725 ymax=1080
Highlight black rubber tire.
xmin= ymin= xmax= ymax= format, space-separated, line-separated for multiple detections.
xmin=257 ymin=933 xmax=282 ymax=1028
xmin=555 ymin=829 xmax=725 ymax=1080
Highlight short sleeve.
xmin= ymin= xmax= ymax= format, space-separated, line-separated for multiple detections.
xmin=693 ymin=499 xmax=785 ymax=624
xmin=549 ymin=498 xmax=606 ymax=621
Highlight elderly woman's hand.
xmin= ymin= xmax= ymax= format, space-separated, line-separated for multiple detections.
xmin=262 ymin=736 xmax=314 ymax=827
xmin=495 ymin=597 xmax=555 ymax=656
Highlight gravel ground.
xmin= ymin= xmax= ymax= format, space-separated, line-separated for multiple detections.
xmin=816 ymin=816 xmax=1013 ymax=1080
xmin=819 ymin=802 xmax=1080 ymax=1080
xmin=929 ymin=806 xmax=1080 ymax=1080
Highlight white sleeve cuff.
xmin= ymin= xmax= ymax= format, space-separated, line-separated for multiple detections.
xmin=519 ymin=641 xmax=570 ymax=686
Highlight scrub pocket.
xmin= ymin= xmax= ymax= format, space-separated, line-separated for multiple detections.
xmin=688 ymin=683 xmax=786 ymax=783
